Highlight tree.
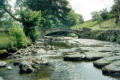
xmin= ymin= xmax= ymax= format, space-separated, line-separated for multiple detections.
xmin=78 ymin=14 xmax=84 ymax=24
xmin=0 ymin=0 xmax=41 ymax=41
xmin=65 ymin=10 xmax=80 ymax=27
xmin=25 ymin=0 xmax=71 ymax=28
xmin=100 ymin=9 xmax=109 ymax=20
xmin=91 ymin=11 xmax=100 ymax=21
xmin=112 ymin=0 xmax=120 ymax=24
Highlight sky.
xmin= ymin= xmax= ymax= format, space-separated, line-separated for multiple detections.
xmin=69 ymin=0 xmax=114 ymax=21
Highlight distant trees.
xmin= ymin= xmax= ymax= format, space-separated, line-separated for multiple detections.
xmin=111 ymin=0 xmax=120 ymax=24
xmin=78 ymin=14 xmax=84 ymax=24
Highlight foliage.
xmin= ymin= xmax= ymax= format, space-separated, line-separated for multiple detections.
xmin=27 ymin=27 xmax=40 ymax=42
xmin=72 ymin=20 xmax=97 ymax=30
xmin=9 ymin=23 xmax=31 ymax=48
xmin=117 ymin=35 xmax=120 ymax=43
xmin=65 ymin=10 xmax=80 ymax=27
xmin=25 ymin=0 xmax=79 ymax=28
xmin=100 ymin=9 xmax=109 ymax=20
xmin=0 ymin=33 xmax=14 ymax=49
xmin=111 ymin=0 xmax=120 ymax=24
xmin=68 ymin=33 xmax=78 ymax=38
xmin=20 ymin=8 xmax=41 ymax=35
xmin=78 ymin=14 xmax=84 ymax=24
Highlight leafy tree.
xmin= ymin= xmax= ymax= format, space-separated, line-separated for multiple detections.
xmin=100 ymin=9 xmax=109 ymax=20
xmin=78 ymin=14 xmax=84 ymax=24
xmin=25 ymin=0 xmax=71 ymax=28
xmin=65 ymin=10 xmax=80 ymax=27
xmin=112 ymin=0 xmax=120 ymax=24
xmin=91 ymin=11 xmax=100 ymax=21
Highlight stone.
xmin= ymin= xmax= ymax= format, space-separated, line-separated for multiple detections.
xmin=7 ymin=66 xmax=12 ymax=70
xmin=7 ymin=47 xmax=18 ymax=53
xmin=64 ymin=54 xmax=85 ymax=61
xmin=85 ymin=52 xmax=112 ymax=61
xmin=19 ymin=61 xmax=34 ymax=73
xmin=93 ymin=56 xmax=120 ymax=68
xmin=102 ymin=61 xmax=120 ymax=76
xmin=0 ymin=77 xmax=4 ymax=80
xmin=0 ymin=50 xmax=9 ymax=58
xmin=0 ymin=61 xmax=7 ymax=67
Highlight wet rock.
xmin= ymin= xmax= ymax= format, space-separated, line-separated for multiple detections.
xmin=0 ymin=50 xmax=9 ymax=58
xmin=93 ymin=56 xmax=120 ymax=68
xmin=19 ymin=61 xmax=34 ymax=73
xmin=64 ymin=54 xmax=85 ymax=61
xmin=0 ymin=77 xmax=4 ymax=80
xmin=14 ymin=61 xmax=20 ymax=66
xmin=19 ymin=56 xmax=47 ymax=73
xmin=102 ymin=61 xmax=120 ymax=76
xmin=0 ymin=61 xmax=7 ymax=67
xmin=85 ymin=52 xmax=112 ymax=61
xmin=7 ymin=47 xmax=18 ymax=53
xmin=7 ymin=66 xmax=12 ymax=70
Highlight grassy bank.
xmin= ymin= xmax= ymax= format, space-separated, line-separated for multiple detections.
xmin=72 ymin=18 xmax=120 ymax=30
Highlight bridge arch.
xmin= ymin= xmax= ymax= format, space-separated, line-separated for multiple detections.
xmin=43 ymin=27 xmax=82 ymax=37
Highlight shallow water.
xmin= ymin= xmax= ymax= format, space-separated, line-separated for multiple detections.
xmin=1 ymin=38 xmax=120 ymax=80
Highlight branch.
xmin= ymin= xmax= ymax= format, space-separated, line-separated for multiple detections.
xmin=3 ymin=6 xmax=23 ymax=22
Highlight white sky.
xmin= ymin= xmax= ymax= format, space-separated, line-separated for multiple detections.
xmin=69 ymin=0 xmax=114 ymax=20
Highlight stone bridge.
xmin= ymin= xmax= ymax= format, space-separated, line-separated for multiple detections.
xmin=42 ymin=27 xmax=91 ymax=37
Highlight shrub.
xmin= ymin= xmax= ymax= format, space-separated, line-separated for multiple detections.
xmin=68 ymin=33 xmax=78 ymax=38
xmin=9 ymin=23 xmax=30 ymax=48
xmin=0 ymin=34 xmax=14 ymax=49
xmin=117 ymin=35 xmax=120 ymax=44
xmin=106 ymin=35 xmax=116 ymax=42
xmin=96 ymin=32 xmax=102 ymax=40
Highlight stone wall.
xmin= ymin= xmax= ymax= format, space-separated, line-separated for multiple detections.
xmin=79 ymin=28 xmax=120 ymax=43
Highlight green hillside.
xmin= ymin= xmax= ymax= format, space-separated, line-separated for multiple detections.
xmin=72 ymin=18 xmax=120 ymax=30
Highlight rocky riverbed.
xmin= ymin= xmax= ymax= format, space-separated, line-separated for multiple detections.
xmin=0 ymin=36 xmax=120 ymax=80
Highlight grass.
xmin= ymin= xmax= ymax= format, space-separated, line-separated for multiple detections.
xmin=0 ymin=33 xmax=15 ymax=49
xmin=72 ymin=18 xmax=120 ymax=30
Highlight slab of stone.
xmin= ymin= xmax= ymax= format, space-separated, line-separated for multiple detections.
xmin=102 ymin=61 xmax=120 ymax=76
xmin=85 ymin=52 xmax=113 ymax=61
xmin=63 ymin=54 xmax=85 ymax=61
xmin=93 ymin=56 xmax=120 ymax=68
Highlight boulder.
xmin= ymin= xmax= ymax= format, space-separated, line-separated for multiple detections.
xmin=93 ymin=56 xmax=120 ymax=68
xmin=102 ymin=61 xmax=120 ymax=76
xmin=85 ymin=52 xmax=113 ymax=61
xmin=64 ymin=54 xmax=85 ymax=61
xmin=7 ymin=66 xmax=12 ymax=70
xmin=19 ymin=61 xmax=34 ymax=73
xmin=0 ymin=50 xmax=9 ymax=58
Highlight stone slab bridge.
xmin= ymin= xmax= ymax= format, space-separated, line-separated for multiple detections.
xmin=41 ymin=27 xmax=91 ymax=38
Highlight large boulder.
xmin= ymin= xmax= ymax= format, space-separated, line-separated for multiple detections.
xmin=102 ymin=61 xmax=120 ymax=76
xmin=93 ymin=56 xmax=120 ymax=68
xmin=19 ymin=61 xmax=34 ymax=73
xmin=19 ymin=56 xmax=46 ymax=73
xmin=0 ymin=50 xmax=9 ymax=58
xmin=85 ymin=52 xmax=113 ymax=61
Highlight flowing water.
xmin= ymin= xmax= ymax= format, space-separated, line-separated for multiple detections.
xmin=0 ymin=38 xmax=120 ymax=80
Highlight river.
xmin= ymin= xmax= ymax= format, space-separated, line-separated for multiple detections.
xmin=0 ymin=37 xmax=120 ymax=80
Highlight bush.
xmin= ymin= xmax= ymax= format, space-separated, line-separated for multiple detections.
xmin=9 ymin=23 xmax=31 ymax=48
xmin=0 ymin=34 xmax=14 ymax=49
xmin=96 ymin=32 xmax=102 ymax=40
xmin=106 ymin=35 xmax=116 ymax=42
xmin=68 ymin=33 xmax=78 ymax=38
xmin=117 ymin=35 xmax=120 ymax=44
